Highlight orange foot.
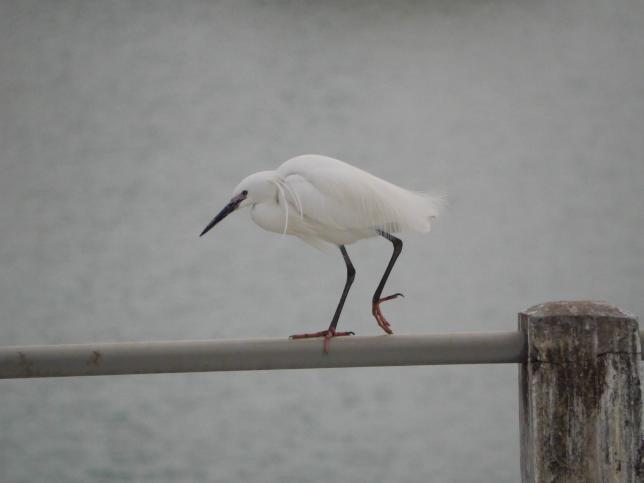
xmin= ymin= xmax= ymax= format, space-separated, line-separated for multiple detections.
xmin=290 ymin=328 xmax=355 ymax=353
xmin=372 ymin=293 xmax=404 ymax=334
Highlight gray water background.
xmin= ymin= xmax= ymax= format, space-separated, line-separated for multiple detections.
xmin=1 ymin=1 xmax=643 ymax=481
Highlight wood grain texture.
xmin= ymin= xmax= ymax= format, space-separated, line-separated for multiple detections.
xmin=519 ymin=301 xmax=642 ymax=483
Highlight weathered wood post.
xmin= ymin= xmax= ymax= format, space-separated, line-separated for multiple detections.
xmin=519 ymin=301 xmax=642 ymax=482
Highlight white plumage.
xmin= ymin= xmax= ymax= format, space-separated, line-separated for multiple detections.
xmin=200 ymin=154 xmax=443 ymax=351
xmin=233 ymin=154 xmax=443 ymax=249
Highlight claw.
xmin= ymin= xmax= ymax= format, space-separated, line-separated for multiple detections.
xmin=290 ymin=328 xmax=355 ymax=353
xmin=372 ymin=293 xmax=404 ymax=334
xmin=379 ymin=292 xmax=404 ymax=302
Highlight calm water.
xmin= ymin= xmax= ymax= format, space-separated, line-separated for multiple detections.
xmin=1 ymin=1 xmax=643 ymax=481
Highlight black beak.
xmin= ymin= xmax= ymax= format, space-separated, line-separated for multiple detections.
xmin=199 ymin=192 xmax=247 ymax=237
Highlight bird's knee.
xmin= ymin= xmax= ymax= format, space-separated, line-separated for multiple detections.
xmin=347 ymin=266 xmax=356 ymax=280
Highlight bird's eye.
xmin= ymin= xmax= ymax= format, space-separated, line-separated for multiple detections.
xmin=242 ymin=190 xmax=248 ymax=196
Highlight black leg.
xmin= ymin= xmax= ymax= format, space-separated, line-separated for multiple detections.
xmin=328 ymin=245 xmax=356 ymax=332
xmin=290 ymin=245 xmax=356 ymax=352
xmin=372 ymin=230 xmax=403 ymax=333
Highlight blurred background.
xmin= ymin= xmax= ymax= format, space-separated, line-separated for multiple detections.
xmin=1 ymin=0 xmax=643 ymax=481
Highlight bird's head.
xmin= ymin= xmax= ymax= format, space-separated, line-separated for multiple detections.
xmin=200 ymin=171 xmax=278 ymax=237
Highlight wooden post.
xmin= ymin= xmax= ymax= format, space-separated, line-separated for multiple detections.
xmin=519 ymin=301 xmax=642 ymax=482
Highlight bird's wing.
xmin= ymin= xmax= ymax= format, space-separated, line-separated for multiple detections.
xmin=278 ymin=155 xmax=441 ymax=233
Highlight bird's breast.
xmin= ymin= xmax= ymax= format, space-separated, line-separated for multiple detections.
xmin=250 ymin=203 xmax=290 ymax=234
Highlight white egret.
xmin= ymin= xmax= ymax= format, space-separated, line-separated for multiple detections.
xmin=200 ymin=154 xmax=443 ymax=352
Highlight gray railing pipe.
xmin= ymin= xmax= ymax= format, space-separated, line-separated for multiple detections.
xmin=1 ymin=331 xmax=526 ymax=379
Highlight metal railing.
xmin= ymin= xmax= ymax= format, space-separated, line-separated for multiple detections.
xmin=0 ymin=331 xmax=526 ymax=379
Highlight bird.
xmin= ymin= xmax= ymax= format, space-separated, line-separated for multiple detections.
xmin=200 ymin=154 xmax=443 ymax=352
